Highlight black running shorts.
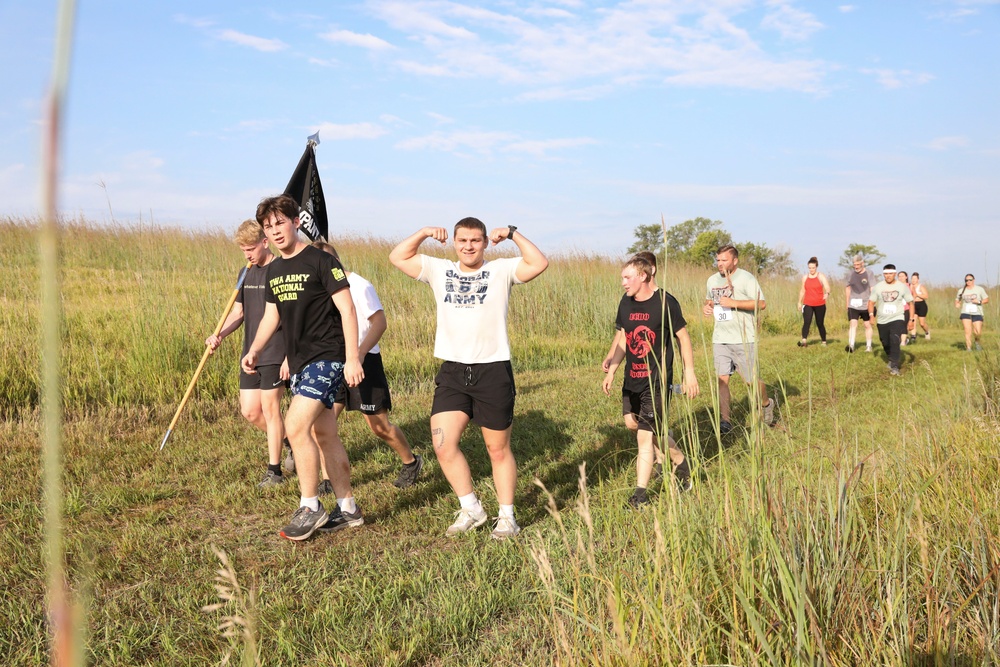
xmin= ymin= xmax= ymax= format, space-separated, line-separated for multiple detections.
xmin=431 ymin=360 xmax=515 ymax=431
xmin=334 ymin=352 xmax=393 ymax=414
xmin=239 ymin=364 xmax=287 ymax=391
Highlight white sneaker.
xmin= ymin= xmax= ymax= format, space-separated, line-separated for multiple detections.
xmin=491 ymin=515 xmax=521 ymax=540
xmin=445 ymin=506 xmax=488 ymax=536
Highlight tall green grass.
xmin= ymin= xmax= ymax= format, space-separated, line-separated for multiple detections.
xmin=4 ymin=216 xmax=999 ymax=665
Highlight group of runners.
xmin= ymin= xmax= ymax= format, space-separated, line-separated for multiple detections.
xmin=208 ymin=201 xmax=990 ymax=540
xmin=796 ymin=254 xmax=991 ymax=376
xmin=210 ymin=195 xmax=548 ymax=541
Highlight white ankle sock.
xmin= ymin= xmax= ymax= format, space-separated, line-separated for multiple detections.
xmin=300 ymin=496 xmax=319 ymax=511
xmin=458 ymin=492 xmax=481 ymax=512
xmin=337 ymin=496 xmax=357 ymax=514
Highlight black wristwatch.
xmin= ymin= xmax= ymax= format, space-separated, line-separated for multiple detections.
xmin=507 ymin=225 xmax=517 ymax=240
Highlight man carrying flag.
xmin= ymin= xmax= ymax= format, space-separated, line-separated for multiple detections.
xmin=242 ymin=195 xmax=365 ymax=541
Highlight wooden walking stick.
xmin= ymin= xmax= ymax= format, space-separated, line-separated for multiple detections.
xmin=160 ymin=261 xmax=252 ymax=450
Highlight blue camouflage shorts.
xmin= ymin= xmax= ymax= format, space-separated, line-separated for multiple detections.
xmin=290 ymin=360 xmax=345 ymax=409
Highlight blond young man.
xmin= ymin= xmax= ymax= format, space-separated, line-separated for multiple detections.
xmin=206 ymin=220 xmax=291 ymax=487
xmin=602 ymin=255 xmax=699 ymax=506
xmin=389 ymin=218 xmax=548 ymax=539
xmin=242 ymin=195 xmax=364 ymax=541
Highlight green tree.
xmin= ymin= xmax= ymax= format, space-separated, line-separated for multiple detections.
xmin=736 ymin=242 xmax=796 ymax=276
xmin=627 ymin=223 xmax=666 ymax=255
xmin=838 ymin=243 xmax=885 ymax=271
xmin=688 ymin=229 xmax=733 ymax=267
xmin=664 ymin=217 xmax=722 ymax=261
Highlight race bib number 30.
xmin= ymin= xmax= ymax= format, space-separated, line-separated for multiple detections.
xmin=714 ymin=305 xmax=734 ymax=322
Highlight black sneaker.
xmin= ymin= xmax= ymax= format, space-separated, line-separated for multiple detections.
xmin=720 ymin=420 xmax=733 ymax=435
xmin=317 ymin=479 xmax=334 ymax=496
xmin=845 ymin=345 xmax=854 ymax=353
xmin=393 ymin=454 xmax=424 ymax=488
xmin=318 ymin=505 xmax=365 ymax=533
xmin=279 ymin=503 xmax=328 ymax=541
xmin=673 ymin=459 xmax=692 ymax=493
xmin=627 ymin=492 xmax=651 ymax=510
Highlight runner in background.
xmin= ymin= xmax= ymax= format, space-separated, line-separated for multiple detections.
xmin=956 ymin=274 xmax=990 ymax=351
xmin=909 ymin=272 xmax=930 ymax=341
xmin=796 ymin=256 xmax=830 ymax=347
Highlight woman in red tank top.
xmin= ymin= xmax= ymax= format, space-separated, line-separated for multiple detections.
xmin=797 ymin=257 xmax=831 ymax=347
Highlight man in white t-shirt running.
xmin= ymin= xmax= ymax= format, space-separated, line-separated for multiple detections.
xmin=702 ymin=244 xmax=777 ymax=434
xmin=390 ymin=218 xmax=548 ymax=539
xmin=312 ymin=241 xmax=423 ymax=490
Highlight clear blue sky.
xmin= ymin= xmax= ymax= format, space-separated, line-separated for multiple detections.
xmin=3 ymin=0 xmax=999 ymax=283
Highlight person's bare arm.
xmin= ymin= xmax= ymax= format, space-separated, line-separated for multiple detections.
xmin=389 ymin=227 xmax=448 ymax=278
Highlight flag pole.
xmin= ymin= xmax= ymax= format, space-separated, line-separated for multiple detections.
xmin=159 ymin=261 xmax=252 ymax=450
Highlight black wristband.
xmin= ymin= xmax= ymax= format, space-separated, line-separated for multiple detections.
xmin=507 ymin=225 xmax=517 ymax=240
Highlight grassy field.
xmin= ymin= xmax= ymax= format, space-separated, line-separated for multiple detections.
xmin=3 ymin=217 xmax=999 ymax=666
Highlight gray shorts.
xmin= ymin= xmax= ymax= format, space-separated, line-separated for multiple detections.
xmin=713 ymin=343 xmax=758 ymax=381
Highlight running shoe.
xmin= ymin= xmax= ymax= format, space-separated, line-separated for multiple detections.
xmin=975 ymin=342 xmax=983 ymax=351
xmin=865 ymin=346 xmax=873 ymax=353
xmin=925 ymin=334 xmax=930 ymax=340
xmin=889 ymin=366 xmax=901 ymax=377
xmin=763 ymin=398 xmax=778 ymax=427
xmin=283 ymin=446 xmax=295 ymax=474
xmin=720 ymin=420 xmax=734 ymax=435
xmin=627 ymin=491 xmax=651 ymax=509
xmin=845 ymin=345 xmax=854 ymax=353
xmin=317 ymin=479 xmax=334 ymax=496
xmin=258 ymin=470 xmax=285 ymax=488
xmin=674 ymin=459 xmax=692 ymax=493
xmin=279 ymin=503 xmax=328 ymax=541
xmin=797 ymin=339 xmax=806 ymax=348
xmin=318 ymin=504 xmax=365 ymax=533
xmin=445 ymin=506 xmax=488 ymax=536
xmin=491 ymin=515 xmax=521 ymax=540
xmin=393 ymin=454 xmax=424 ymax=488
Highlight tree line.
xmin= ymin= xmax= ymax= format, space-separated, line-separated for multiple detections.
xmin=629 ymin=218 xmax=884 ymax=277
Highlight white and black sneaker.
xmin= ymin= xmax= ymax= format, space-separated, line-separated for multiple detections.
xmin=318 ymin=505 xmax=365 ymax=534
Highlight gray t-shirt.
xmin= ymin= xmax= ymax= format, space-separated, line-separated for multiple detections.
xmin=870 ymin=280 xmax=913 ymax=325
xmin=847 ymin=268 xmax=876 ymax=307
xmin=957 ymin=285 xmax=988 ymax=318
xmin=236 ymin=263 xmax=285 ymax=366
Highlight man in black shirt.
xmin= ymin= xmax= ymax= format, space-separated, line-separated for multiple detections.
xmin=602 ymin=255 xmax=699 ymax=505
xmin=242 ymin=195 xmax=364 ymax=541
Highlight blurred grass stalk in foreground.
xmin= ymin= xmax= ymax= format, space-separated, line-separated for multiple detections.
xmin=41 ymin=0 xmax=81 ymax=665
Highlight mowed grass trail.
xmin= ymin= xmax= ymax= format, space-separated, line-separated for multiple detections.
xmin=2 ymin=218 xmax=999 ymax=666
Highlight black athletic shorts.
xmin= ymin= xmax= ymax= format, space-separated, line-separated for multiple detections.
xmin=913 ymin=301 xmax=928 ymax=317
xmin=847 ymin=308 xmax=871 ymax=322
xmin=239 ymin=364 xmax=287 ymax=391
xmin=622 ymin=383 xmax=670 ymax=433
xmin=431 ymin=360 xmax=515 ymax=431
xmin=334 ymin=352 xmax=392 ymax=414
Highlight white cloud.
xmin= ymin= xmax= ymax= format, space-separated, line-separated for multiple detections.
xmin=838 ymin=5 xmax=856 ymax=12
xmin=427 ymin=111 xmax=455 ymax=124
xmin=501 ymin=137 xmax=597 ymax=157
xmin=362 ymin=0 xmax=829 ymax=94
xmin=761 ymin=2 xmax=824 ymax=41
xmin=395 ymin=128 xmax=595 ymax=159
xmin=861 ymin=68 xmax=935 ymax=89
xmin=925 ymin=136 xmax=969 ymax=151
xmin=313 ymin=122 xmax=389 ymax=140
xmin=320 ymin=29 xmax=395 ymax=51
xmin=216 ymin=29 xmax=288 ymax=53
xmin=396 ymin=130 xmax=519 ymax=155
